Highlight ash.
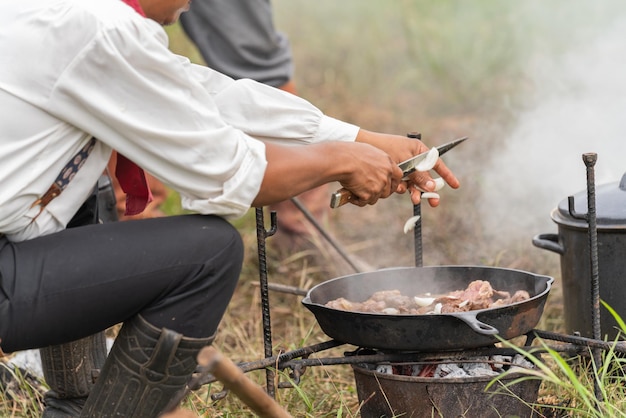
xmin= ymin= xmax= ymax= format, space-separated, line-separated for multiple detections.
xmin=375 ymin=354 xmax=534 ymax=378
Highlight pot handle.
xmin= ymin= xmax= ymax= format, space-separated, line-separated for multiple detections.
xmin=449 ymin=312 xmax=499 ymax=335
xmin=532 ymin=233 xmax=564 ymax=255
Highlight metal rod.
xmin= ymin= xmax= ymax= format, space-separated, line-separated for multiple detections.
xmin=250 ymin=282 xmax=308 ymax=297
xmin=532 ymin=329 xmax=626 ymax=354
xmin=255 ymin=208 xmax=277 ymax=398
xmin=581 ymin=153 xmax=603 ymax=405
xmin=412 ymin=203 xmax=423 ymax=267
xmin=197 ymin=340 xmax=343 ymax=386
xmin=280 ymin=346 xmax=561 ymax=369
xmin=407 ymin=132 xmax=423 ymax=267
xmin=582 ymin=154 xmax=602 ymax=343
xmin=290 ymin=196 xmax=363 ymax=273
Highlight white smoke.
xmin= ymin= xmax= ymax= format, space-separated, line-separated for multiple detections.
xmin=480 ymin=7 xmax=626 ymax=236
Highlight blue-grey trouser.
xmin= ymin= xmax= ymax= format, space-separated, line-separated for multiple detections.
xmin=180 ymin=0 xmax=293 ymax=87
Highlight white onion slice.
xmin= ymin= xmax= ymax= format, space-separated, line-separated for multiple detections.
xmin=403 ymin=215 xmax=421 ymax=234
xmin=433 ymin=303 xmax=443 ymax=314
xmin=414 ymin=296 xmax=436 ymax=307
xmin=416 ymin=147 xmax=439 ymax=172
xmin=421 ymin=192 xmax=440 ymax=200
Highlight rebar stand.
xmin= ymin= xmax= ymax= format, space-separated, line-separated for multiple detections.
xmin=568 ymin=153 xmax=603 ymax=405
xmin=255 ymin=207 xmax=277 ymax=397
xmin=407 ymin=132 xmax=423 ymax=267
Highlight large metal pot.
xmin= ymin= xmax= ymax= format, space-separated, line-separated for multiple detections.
xmin=533 ymin=172 xmax=626 ymax=339
xmin=302 ymin=265 xmax=553 ymax=351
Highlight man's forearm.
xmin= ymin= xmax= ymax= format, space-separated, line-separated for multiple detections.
xmin=252 ymin=142 xmax=349 ymax=207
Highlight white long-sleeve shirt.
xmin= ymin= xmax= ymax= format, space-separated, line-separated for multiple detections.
xmin=0 ymin=0 xmax=359 ymax=242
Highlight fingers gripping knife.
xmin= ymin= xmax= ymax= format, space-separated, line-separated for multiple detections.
xmin=329 ymin=136 xmax=468 ymax=208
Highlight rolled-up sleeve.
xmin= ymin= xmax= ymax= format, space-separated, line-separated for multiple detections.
xmin=208 ymin=78 xmax=360 ymax=145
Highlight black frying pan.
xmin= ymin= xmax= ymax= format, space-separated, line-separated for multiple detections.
xmin=302 ymin=265 xmax=553 ymax=351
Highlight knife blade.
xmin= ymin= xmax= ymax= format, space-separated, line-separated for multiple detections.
xmin=398 ymin=136 xmax=468 ymax=180
xmin=329 ymin=136 xmax=468 ymax=209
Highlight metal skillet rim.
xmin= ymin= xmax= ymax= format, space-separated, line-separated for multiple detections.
xmin=302 ymin=264 xmax=554 ymax=318
xmin=301 ymin=265 xmax=554 ymax=351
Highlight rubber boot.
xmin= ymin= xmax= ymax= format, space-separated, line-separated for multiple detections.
xmin=40 ymin=331 xmax=108 ymax=417
xmin=80 ymin=315 xmax=213 ymax=417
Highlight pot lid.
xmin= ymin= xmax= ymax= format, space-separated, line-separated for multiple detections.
xmin=552 ymin=172 xmax=626 ymax=230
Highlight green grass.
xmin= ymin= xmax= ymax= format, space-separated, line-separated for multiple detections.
xmin=491 ymin=303 xmax=626 ymax=417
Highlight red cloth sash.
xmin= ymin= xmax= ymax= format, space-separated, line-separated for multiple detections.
xmin=116 ymin=0 xmax=153 ymax=215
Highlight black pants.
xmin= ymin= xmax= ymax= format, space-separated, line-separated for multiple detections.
xmin=0 ymin=214 xmax=243 ymax=353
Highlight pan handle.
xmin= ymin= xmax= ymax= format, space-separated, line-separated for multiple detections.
xmin=448 ymin=311 xmax=499 ymax=335
xmin=532 ymin=233 xmax=564 ymax=255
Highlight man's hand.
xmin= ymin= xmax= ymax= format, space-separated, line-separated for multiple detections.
xmin=335 ymin=142 xmax=403 ymax=207
xmin=355 ymin=129 xmax=460 ymax=206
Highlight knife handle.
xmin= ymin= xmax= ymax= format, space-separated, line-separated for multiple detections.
xmin=330 ymin=188 xmax=354 ymax=208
